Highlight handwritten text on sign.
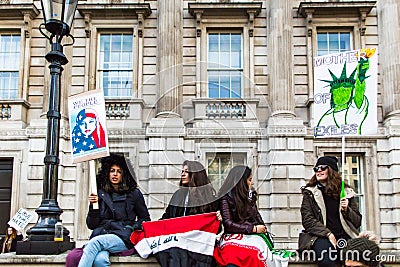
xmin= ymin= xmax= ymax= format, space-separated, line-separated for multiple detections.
xmin=8 ymin=208 xmax=34 ymax=231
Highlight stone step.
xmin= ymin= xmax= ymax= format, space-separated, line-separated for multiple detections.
xmin=1 ymin=252 xmax=399 ymax=266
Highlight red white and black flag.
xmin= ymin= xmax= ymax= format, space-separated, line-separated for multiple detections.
xmin=130 ymin=212 xmax=220 ymax=267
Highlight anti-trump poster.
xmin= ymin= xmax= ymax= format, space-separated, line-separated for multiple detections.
xmin=68 ymin=90 xmax=109 ymax=163
xmin=313 ymin=48 xmax=378 ymax=137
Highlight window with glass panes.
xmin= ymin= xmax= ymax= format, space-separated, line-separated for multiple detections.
xmin=317 ymin=31 xmax=351 ymax=56
xmin=98 ymin=33 xmax=133 ymax=97
xmin=337 ymin=155 xmax=364 ymax=229
xmin=208 ymin=32 xmax=242 ymax=98
xmin=207 ymin=152 xmax=246 ymax=191
xmin=0 ymin=34 xmax=20 ymax=99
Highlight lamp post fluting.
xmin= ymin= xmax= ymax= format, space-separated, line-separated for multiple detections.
xmin=16 ymin=0 xmax=78 ymax=255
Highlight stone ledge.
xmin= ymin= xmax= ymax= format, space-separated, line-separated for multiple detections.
xmin=0 ymin=251 xmax=399 ymax=266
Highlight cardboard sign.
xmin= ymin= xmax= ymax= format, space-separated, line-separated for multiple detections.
xmin=8 ymin=208 xmax=34 ymax=231
xmin=68 ymin=90 xmax=109 ymax=163
xmin=313 ymin=48 xmax=378 ymax=137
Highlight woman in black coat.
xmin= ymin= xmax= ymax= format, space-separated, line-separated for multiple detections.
xmin=161 ymin=160 xmax=218 ymax=219
xmin=77 ymin=153 xmax=150 ymax=267
xmin=158 ymin=160 xmax=219 ymax=267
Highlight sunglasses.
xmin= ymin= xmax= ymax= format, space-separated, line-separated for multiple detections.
xmin=313 ymin=165 xmax=328 ymax=172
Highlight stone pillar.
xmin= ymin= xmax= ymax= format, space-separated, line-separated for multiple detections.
xmin=157 ymin=0 xmax=183 ymax=114
xmin=268 ymin=0 xmax=295 ymax=117
xmin=378 ymin=0 xmax=400 ymax=119
xmin=146 ymin=114 xmax=186 ymax=219
xmin=264 ymin=1 xmax=305 ymax=248
xmin=377 ymin=0 xmax=400 ymax=250
xmin=263 ymin=119 xmax=306 ymax=249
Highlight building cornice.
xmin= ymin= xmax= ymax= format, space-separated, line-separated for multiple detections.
xmin=298 ymin=1 xmax=376 ymax=18
xmin=188 ymin=2 xmax=262 ymax=18
xmin=0 ymin=3 xmax=39 ymax=20
xmin=78 ymin=3 xmax=152 ymax=19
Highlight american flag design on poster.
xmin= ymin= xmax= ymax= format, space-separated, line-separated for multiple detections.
xmin=68 ymin=90 xmax=109 ymax=163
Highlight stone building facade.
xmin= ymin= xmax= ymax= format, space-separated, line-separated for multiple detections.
xmin=0 ymin=0 xmax=399 ymax=252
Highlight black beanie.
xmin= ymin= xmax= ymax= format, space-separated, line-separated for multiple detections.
xmin=315 ymin=156 xmax=339 ymax=172
xmin=343 ymin=238 xmax=380 ymax=267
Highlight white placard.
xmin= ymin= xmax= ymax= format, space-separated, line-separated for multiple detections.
xmin=313 ymin=48 xmax=378 ymax=137
xmin=8 ymin=208 xmax=34 ymax=232
xmin=68 ymin=90 xmax=109 ymax=163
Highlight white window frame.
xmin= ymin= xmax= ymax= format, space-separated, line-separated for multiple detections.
xmin=88 ymin=22 xmax=140 ymax=99
xmin=206 ymin=152 xmax=247 ymax=190
xmin=96 ymin=31 xmax=134 ymax=98
xmin=337 ymin=154 xmax=365 ymax=230
xmin=0 ymin=28 xmax=26 ymax=100
xmin=0 ymin=33 xmax=21 ymax=100
xmin=206 ymin=30 xmax=244 ymax=99
xmin=316 ymin=29 xmax=354 ymax=56
xmin=197 ymin=21 xmax=252 ymax=98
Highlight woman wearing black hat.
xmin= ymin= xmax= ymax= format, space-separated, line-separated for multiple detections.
xmin=299 ymin=156 xmax=362 ymax=267
xmin=76 ymin=153 xmax=151 ymax=267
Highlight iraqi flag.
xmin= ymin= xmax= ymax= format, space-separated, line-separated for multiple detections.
xmin=214 ymin=233 xmax=293 ymax=267
xmin=130 ymin=212 xmax=220 ymax=267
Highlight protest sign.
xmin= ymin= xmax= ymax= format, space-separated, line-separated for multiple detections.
xmin=313 ymin=48 xmax=378 ymax=137
xmin=8 ymin=208 xmax=34 ymax=232
xmin=68 ymin=90 xmax=109 ymax=163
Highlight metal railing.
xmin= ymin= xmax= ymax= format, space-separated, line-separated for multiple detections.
xmin=105 ymin=101 xmax=130 ymax=119
xmin=0 ymin=104 xmax=11 ymax=120
xmin=206 ymin=101 xmax=246 ymax=119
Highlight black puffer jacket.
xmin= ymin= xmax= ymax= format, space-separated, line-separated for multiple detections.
xmin=220 ymin=192 xmax=264 ymax=234
xmin=86 ymin=188 xmax=150 ymax=248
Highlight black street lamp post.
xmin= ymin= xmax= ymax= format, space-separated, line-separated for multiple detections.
xmin=17 ymin=0 xmax=78 ymax=255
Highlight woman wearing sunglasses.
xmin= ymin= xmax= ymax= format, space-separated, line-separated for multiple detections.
xmin=299 ymin=156 xmax=362 ymax=267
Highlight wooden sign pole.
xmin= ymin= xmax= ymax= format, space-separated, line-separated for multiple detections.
xmin=89 ymin=160 xmax=99 ymax=209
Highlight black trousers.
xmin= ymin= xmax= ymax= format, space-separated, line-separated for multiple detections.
xmin=313 ymin=237 xmax=341 ymax=267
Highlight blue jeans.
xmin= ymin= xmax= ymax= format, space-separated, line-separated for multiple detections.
xmin=78 ymin=234 xmax=128 ymax=267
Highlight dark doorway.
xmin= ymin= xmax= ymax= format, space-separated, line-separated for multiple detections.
xmin=0 ymin=158 xmax=13 ymax=235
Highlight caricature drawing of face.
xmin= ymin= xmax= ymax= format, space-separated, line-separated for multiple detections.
xmin=79 ymin=116 xmax=97 ymax=137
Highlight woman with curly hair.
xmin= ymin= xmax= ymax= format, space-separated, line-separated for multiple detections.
xmin=299 ymin=156 xmax=361 ymax=267
xmin=76 ymin=153 xmax=150 ymax=267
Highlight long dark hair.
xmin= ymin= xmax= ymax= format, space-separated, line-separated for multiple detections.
xmin=181 ymin=160 xmax=217 ymax=214
xmin=304 ymin=166 xmax=343 ymax=199
xmin=97 ymin=153 xmax=137 ymax=194
xmin=218 ymin=166 xmax=254 ymax=222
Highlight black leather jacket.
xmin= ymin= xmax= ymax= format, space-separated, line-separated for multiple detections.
xmin=86 ymin=188 xmax=150 ymax=248
xmin=220 ymin=193 xmax=264 ymax=234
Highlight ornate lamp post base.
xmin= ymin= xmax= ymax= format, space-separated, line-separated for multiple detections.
xmin=16 ymin=238 xmax=75 ymax=255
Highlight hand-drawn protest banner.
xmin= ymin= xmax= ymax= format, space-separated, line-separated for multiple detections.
xmin=68 ymin=90 xmax=109 ymax=163
xmin=8 ymin=208 xmax=35 ymax=232
xmin=313 ymin=48 xmax=378 ymax=137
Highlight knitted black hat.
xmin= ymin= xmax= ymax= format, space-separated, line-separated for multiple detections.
xmin=315 ymin=156 xmax=339 ymax=172
xmin=343 ymin=238 xmax=380 ymax=267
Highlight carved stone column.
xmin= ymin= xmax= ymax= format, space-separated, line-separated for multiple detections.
xmin=268 ymin=0 xmax=295 ymax=117
xmin=157 ymin=0 xmax=183 ymax=115
xmin=378 ymin=0 xmax=400 ymax=250
xmin=378 ymin=0 xmax=400 ymax=119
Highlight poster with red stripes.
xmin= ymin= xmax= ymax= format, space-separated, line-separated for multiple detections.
xmin=131 ymin=212 xmax=220 ymax=266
